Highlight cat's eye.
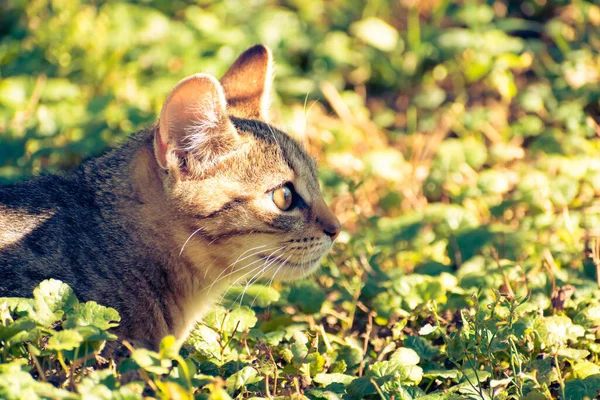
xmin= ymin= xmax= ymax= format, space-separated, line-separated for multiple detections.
xmin=272 ymin=184 xmax=294 ymax=211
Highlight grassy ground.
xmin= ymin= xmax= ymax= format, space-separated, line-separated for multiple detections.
xmin=2 ymin=0 xmax=600 ymax=399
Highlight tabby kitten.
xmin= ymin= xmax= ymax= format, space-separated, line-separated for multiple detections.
xmin=0 ymin=45 xmax=341 ymax=349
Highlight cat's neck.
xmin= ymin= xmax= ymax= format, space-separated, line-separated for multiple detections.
xmin=82 ymin=129 xmax=224 ymax=343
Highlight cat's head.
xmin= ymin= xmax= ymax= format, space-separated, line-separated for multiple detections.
xmin=153 ymin=45 xmax=340 ymax=284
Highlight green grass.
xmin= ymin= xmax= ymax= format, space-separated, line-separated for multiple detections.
xmin=3 ymin=0 xmax=600 ymax=398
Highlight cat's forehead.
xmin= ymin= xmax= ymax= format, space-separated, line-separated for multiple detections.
xmin=230 ymin=117 xmax=318 ymax=181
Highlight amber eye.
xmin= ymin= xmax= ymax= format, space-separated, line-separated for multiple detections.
xmin=272 ymin=184 xmax=294 ymax=211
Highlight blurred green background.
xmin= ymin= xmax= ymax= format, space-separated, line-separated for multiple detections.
xmin=3 ymin=0 xmax=600 ymax=257
xmin=4 ymin=0 xmax=600 ymax=398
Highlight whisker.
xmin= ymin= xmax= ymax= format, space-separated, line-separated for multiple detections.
xmin=300 ymin=77 xmax=318 ymax=136
xmin=256 ymin=253 xmax=292 ymax=308
xmin=218 ymin=259 xmax=274 ymax=306
xmin=205 ymin=243 xmax=268 ymax=279
xmin=221 ymin=249 xmax=287 ymax=306
xmin=206 ymin=245 xmax=281 ymax=293
xmin=225 ymin=229 xmax=255 ymax=244
xmin=209 ymin=245 xmax=286 ymax=296
xmin=232 ymin=243 xmax=269 ymax=265
xmin=179 ymin=226 xmax=206 ymax=257
xmin=265 ymin=122 xmax=280 ymax=149
xmin=303 ymin=99 xmax=319 ymax=134
xmin=238 ymin=262 xmax=273 ymax=307
xmin=302 ymin=80 xmax=313 ymax=114
xmin=203 ymin=256 xmax=218 ymax=279
xmin=299 ymin=251 xmax=307 ymax=277
xmin=238 ymin=247 xmax=289 ymax=306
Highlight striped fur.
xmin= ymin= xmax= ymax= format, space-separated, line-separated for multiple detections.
xmin=0 ymin=45 xmax=340 ymax=349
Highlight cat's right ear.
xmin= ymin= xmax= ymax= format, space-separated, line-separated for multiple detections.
xmin=155 ymin=74 xmax=238 ymax=171
xmin=220 ymin=45 xmax=273 ymax=121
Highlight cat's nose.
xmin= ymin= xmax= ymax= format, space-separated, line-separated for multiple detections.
xmin=323 ymin=219 xmax=341 ymax=240
xmin=314 ymin=200 xmax=341 ymax=240
xmin=320 ymin=212 xmax=341 ymax=240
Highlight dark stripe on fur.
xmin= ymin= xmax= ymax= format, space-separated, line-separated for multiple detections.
xmin=229 ymin=117 xmax=318 ymax=179
xmin=195 ymin=197 xmax=248 ymax=219
xmin=195 ymin=228 xmax=279 ymax=243
xmin=261 ymin=214 xmax=298 ymax=231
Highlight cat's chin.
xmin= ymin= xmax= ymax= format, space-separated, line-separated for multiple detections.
xmin=275 ymin=259 xmax=323 ymax=281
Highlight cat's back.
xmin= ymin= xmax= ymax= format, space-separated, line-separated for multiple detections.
xmin=1 ymin=168 xmax=92 ymax=229
xmin=0 ymin=171 xmax=100 ymax=294
xmin=0 ymin=133 xmax=156 ymax=275
xmin=0 ymin=173 xmax=74 ymax=244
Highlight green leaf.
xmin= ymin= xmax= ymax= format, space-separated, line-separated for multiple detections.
xmin=350 ymin=17 xmax=400 ymax=52
xmin=130 ymin=348 xmax=171 ymax=375
xmin=313 ymin=373 xmax=356 ymax=386
xmin=223 ymin=284 xmax=280 ymax=308
xmin=478 ymin=170 xmax=510 ymax=195
xmin=423 ymin=369 xmax=462 ymax=381
xmin=511 ymin=115 xmax=544 ymax=137
xmin=536 ymin=316 xmax=585 ymax=348
xmin=549 ymin=176 xmax=579 ymax=207
xmin=154 ymin=381 xmax=191 ymax=398
xmin=527 ymin=359 xmax=556 ymax=386
xmin=34 ymin=279 xmax=78 ymax=313
xmin=0 ymin=318 xmax=37 ymax=341
xmin=64 ymin=301 xmax=120 ymax=330
xmin=557 ymin=348 xmax=590 ymax=361
xmin=306 ymin=352 xmax=327 ymax=377
xmin=225 ymin=366 xmax=261 ymax=394
xmin=573 ymin=361 xmax=600 ymax=379
xmin=372 ymin=291 xmax=402 ymax=321
xmin=226 ymin=307 xmax=257 ymax=332
xmin=288 ymin=281 xmax=326 ymax=314
xmin=455 ymin=4 xmax=494 ymax=26
xmin=159 ymin=335 xmax=180 ymax=360
xmin=188 ymin=324 xmax=221 ymax=359
xmin=205 ymin=306 xmax=257 ymax=333
xmin=413 ymin=86 xmax=446 ymax=110
xmin=564 ymin=374 xmax=600 ymax=400
xmin=346 ymin=376 xmax=377 ymax=399
xmin=368 ymin=361 xmax=423 ymax=385
xmin=335 ymin=345 xmax=363 ymax=369
xmin=390 ymin=347 xmax=420 ymax=366
xmin=75 ymin=325 xmax=117 ymax=342
xmin=364 ymin=148 xmax=406 ymax=182
xmin=305 ymin=386 xmax=346 ymax=399
xmin=574 ymin=305 xmax=600 ymax=328
xmin=47 ymin=329 xmax=84 ymax=351
xmin=0 ymin=298 xmax=35 ymax=315
xmin=31 ymin=279 xmax=78 ymax=326
xmin=0 ymin=360 xmax=76 ymax=399
xmin=0 ymin=77 xmax=30 ymax=108
xmin=77 ymin=369 xmax=118 ymax=392
xmin=438 ymin=29 xmax=523 ymax=55
xmin=404 ymin=336 xmax=441 ymax=361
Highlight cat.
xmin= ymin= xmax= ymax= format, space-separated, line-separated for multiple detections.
xmin=0 ymin=45 xmax=341 ymax=349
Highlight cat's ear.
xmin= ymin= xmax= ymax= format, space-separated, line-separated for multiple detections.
xmin=220 ymin=44 xmax=273 ymax=121
xmin=155 ymin=74 xmax=238 ymax=170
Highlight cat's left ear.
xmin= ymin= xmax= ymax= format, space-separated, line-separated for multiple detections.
xmin=155 ymin=74 xmax=238 ymax=171
xmin=220 ymin=44 xmax=273 ymax=121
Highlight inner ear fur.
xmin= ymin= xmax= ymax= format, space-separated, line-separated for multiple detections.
xmin=220 ymin=44 xmax=274 ymax=121
xmin=154 ymin=73 xmax=238 ymax=171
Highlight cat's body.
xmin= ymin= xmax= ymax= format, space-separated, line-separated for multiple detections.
xmin=0 ymin=46 xmax=340 ymax=348
xmin=0 ymin=129 xmax=195 ymax=347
